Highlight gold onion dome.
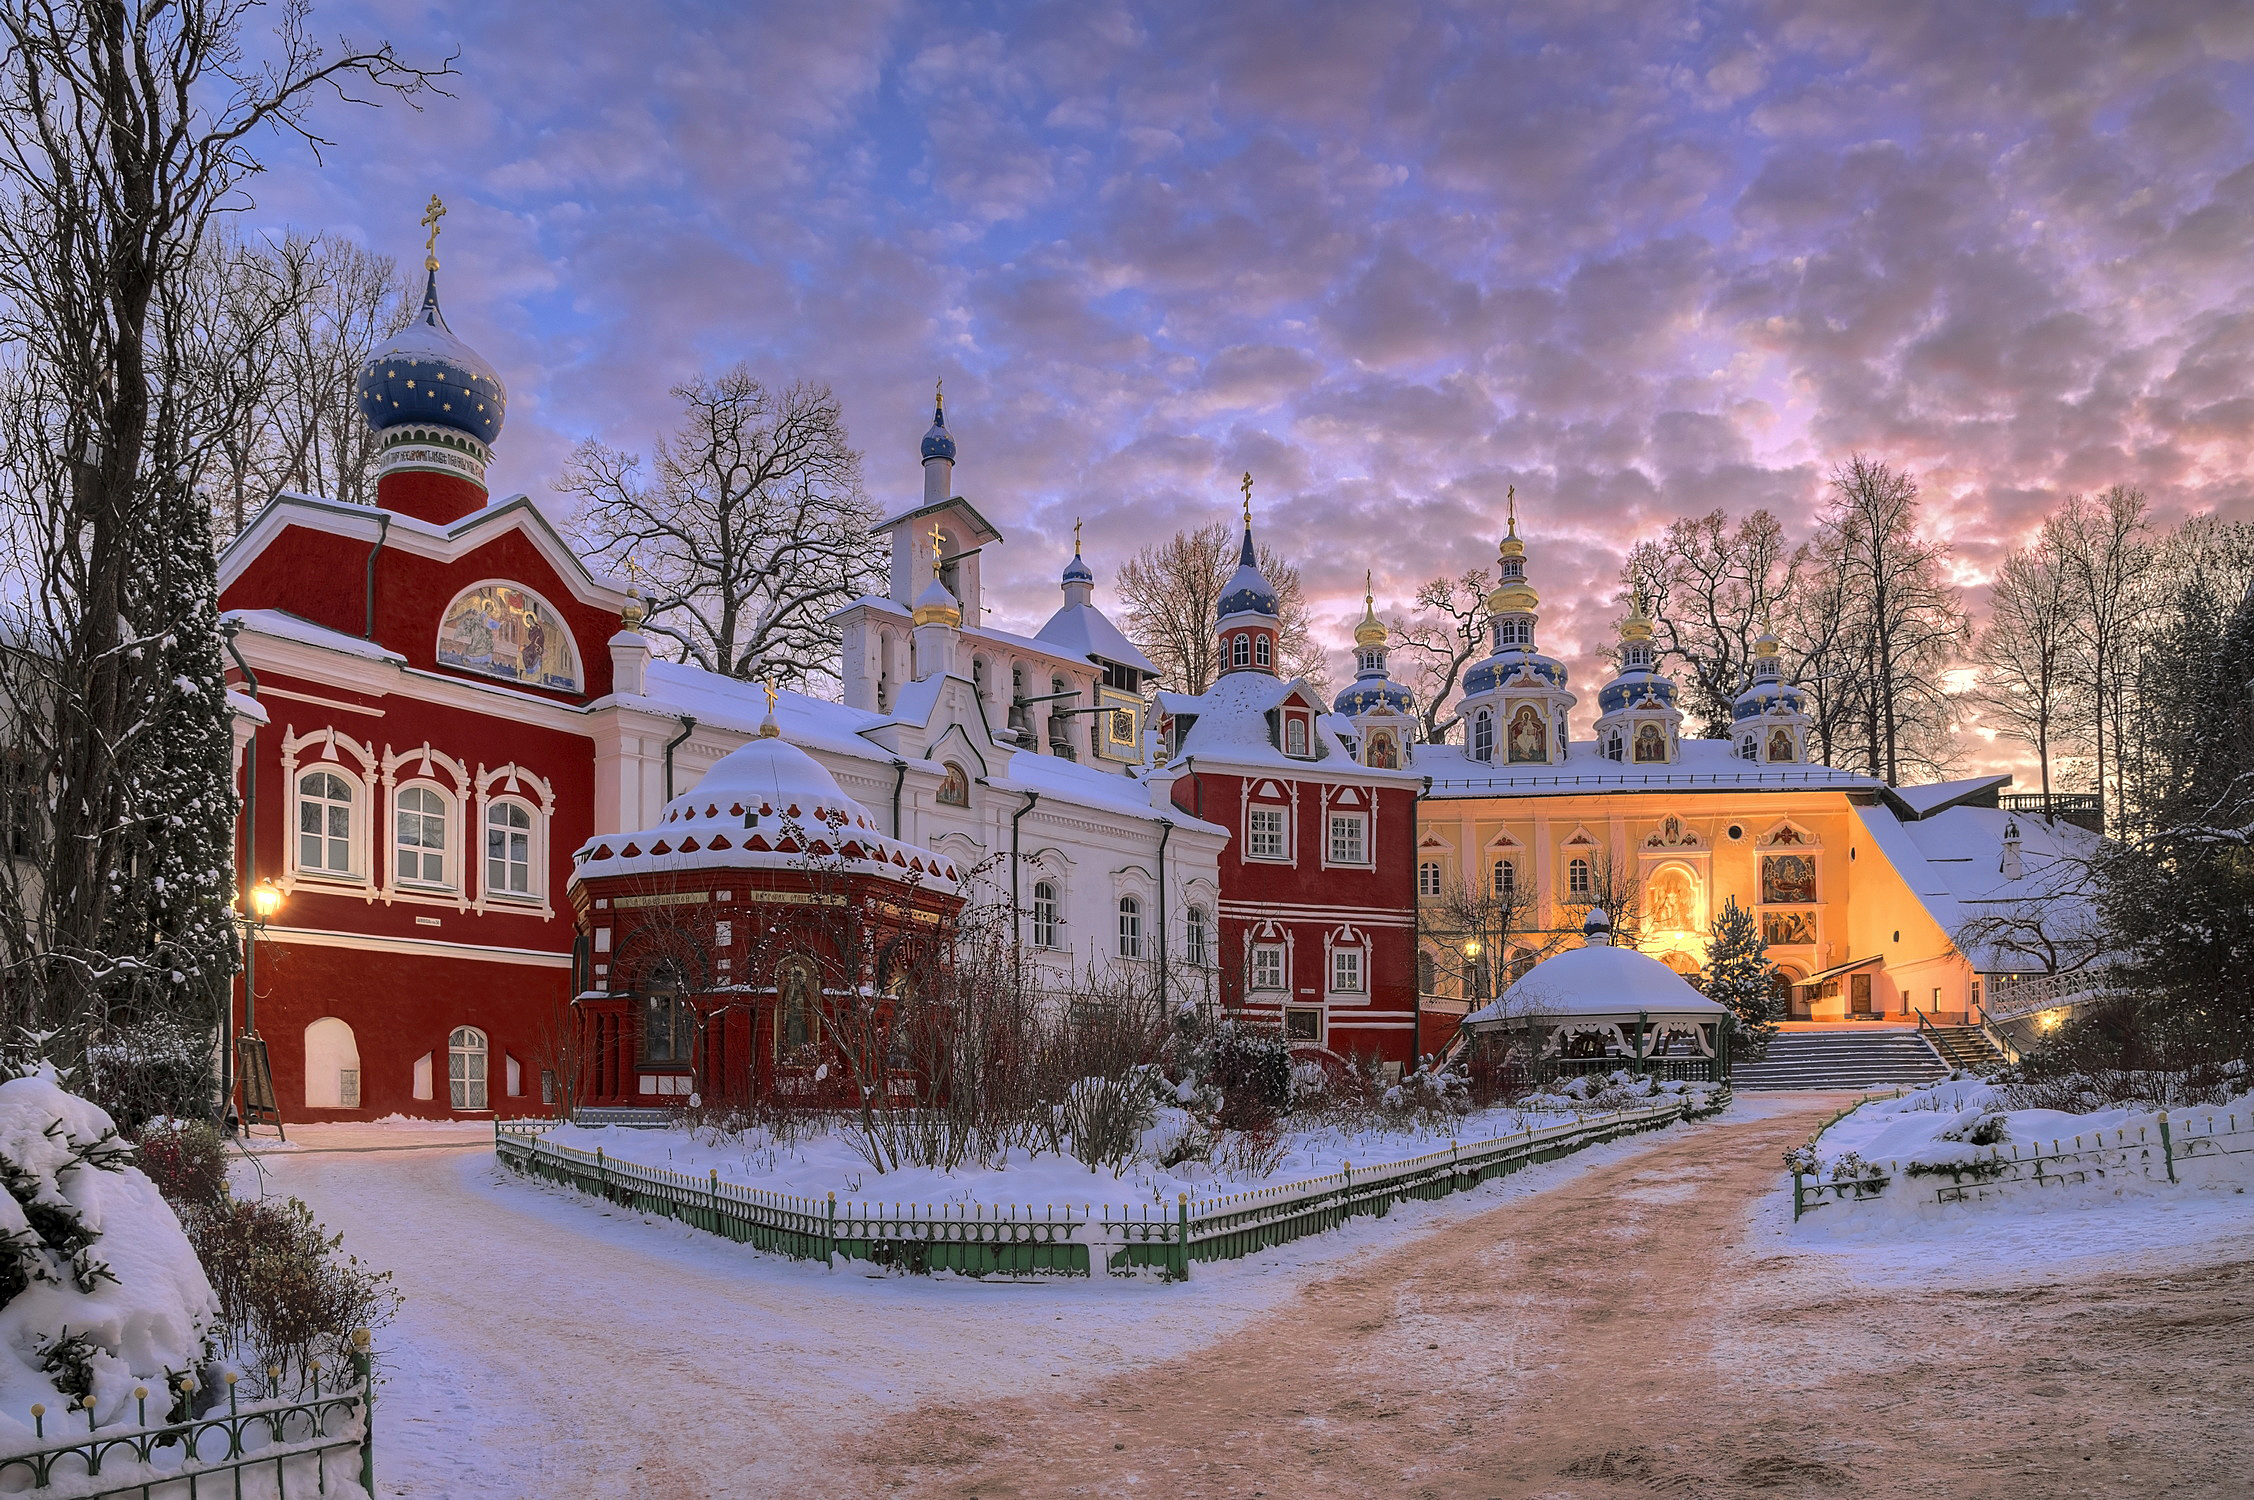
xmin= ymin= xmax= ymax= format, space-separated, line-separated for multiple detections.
xmin=1353 ymin=581 xmax=1388 ymax=649
xmin=1488 ymin=575 xmax=1539 ymax=615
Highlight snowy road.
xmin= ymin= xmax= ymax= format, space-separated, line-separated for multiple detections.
xmin=258 ymin=1118 xmax=1722 ymax=1498
xmin=258 ymin=1102 xmax=2254 ymax=1498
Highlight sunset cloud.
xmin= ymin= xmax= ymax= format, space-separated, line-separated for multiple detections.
xmin=263 ymin=0 xmax=2254 ymax=778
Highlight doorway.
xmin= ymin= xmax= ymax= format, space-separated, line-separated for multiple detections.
xmin=1849 ymin=973 xmax=1875 ymax=1018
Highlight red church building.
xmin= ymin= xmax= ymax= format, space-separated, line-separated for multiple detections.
xmin=1154 ymin=501 xmax=1425 ymax=1069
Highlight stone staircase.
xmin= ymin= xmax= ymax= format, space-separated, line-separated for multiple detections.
xmin=1922 ymin=1024 xmax=2009 ymax=1075
xmin=1731 ymin=1029 xmax=1949 ymax=1092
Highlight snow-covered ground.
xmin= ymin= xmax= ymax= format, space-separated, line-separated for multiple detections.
xmin=254 ymin=1110 xmax=1719 ymax=1499
xmin=539 ymin=1075 xmax=1718 ymax=1213
xmin=1775 ymin=1077 xmax=2254 ymax=1253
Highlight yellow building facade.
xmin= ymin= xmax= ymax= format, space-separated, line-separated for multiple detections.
xmin=1323 ymin=514 xmax=2096 ymax=1042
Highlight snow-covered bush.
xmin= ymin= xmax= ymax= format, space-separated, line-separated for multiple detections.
xmin=0 ymin=1070 xmax=216 ymax=1437
xmin=81 ymin=1016 xmax=217 ymax=1135
xmin=133 ymin=1119 xmax=231 ymax=1212
xmin=185 ymin=1194 xmax=399 ymax=1389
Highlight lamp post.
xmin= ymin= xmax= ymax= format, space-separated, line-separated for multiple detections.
xmin=243 ymin=880 xmax=282 ymax=1035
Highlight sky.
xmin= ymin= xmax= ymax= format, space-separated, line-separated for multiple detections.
xmin=250 ymin=0 xmax=2254 ymax=780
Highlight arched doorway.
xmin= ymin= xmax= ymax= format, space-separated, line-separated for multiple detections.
xmin=303 ymin=1017 xmax=361 ymax=1109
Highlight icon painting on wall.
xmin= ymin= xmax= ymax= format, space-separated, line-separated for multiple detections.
xmin=438 ymin=583 xmax=580 ymax=692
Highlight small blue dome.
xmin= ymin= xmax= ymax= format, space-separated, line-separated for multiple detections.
xmin=1463 ymin=651 xmax=1566 ymax=697
xmin=1335 ymin=679 xmax=1413 ymax=716
xmin=355 ymin=269 xmax=505 ymax=446
xmin=1733 ymin=683 xmax=1807 ymax=720
xmin=921 ymin=399 xmax=956 ymax=462
xmin=1062 ymin=551 xmax=1094 ymax=586
xmin=1216 ymin=527 xmax=1277 ymax=621
xmin=1599 ymin=674 xmax=1678 ymax=714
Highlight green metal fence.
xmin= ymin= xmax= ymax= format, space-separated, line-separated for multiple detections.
xmin=1791 ymin=1104 xmax=2254 ymax=1219
xmin=498 ymin=1088 xmax=1729 ymax=1281
xmin=0 ymin=1333 xmax=374 ymax=1498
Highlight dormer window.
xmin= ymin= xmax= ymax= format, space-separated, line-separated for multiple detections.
xmin=1284 ymin=715 xmax=1308 ymax=758
xmin=1471 ymin=709 xmax=1494 ymax=763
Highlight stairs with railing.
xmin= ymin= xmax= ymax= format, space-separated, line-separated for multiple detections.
xmin=1730 ymin=1029 xmax=1949 ymax=1091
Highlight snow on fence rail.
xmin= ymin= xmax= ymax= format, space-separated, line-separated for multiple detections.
xmin=495 ymin=1092 xmax=1727 ymax=1280
xmin=0 ymin=1334 xmax=375 ymax=1499
xmin=1791 ymin=1106 xmax=2254 ymax=1220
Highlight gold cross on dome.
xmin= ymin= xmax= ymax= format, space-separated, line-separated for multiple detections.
xmin=1241 ymin=470 xmax=1254 ymax=526
xmin=421 ymin=194 xmax=446 ymax=270
xmin=1073 ymin=517 xmax=1082 ymax=555
xmin=929 ymin=521 xmax=945 ymax=570
xmin=1506 ymin=483 xmax=1518 ymax=534
xmin=763 ymin=680 xmax=779 ymax=716
xmin=935 ymin=377 xmax=944 ymax=413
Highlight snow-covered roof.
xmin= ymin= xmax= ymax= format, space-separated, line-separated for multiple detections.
xmin=1035 ymin=601 xmax=1156 ymax=675
xmin=1882 ymin=802 xmax=2102 ymax=972
xmin=1890 ymin=774 xmax=2011 ymax=819
xmin=630 ymin=661 xmax=1212 ymax=835
xmin=222 ymin=608 xmax=408 ymax=665
xmin=1463 ymin=941 xmax=1728 ymax=1025
xmin=225 ymin=688 xmax=268 ymax=725
xmin=1417 ymin=737 xmax=1881 ymax=797
xmin=1160 ymin=672 xmax=1417 ymax=784
xmin=570 ymin=730 xmax=961 ymax=889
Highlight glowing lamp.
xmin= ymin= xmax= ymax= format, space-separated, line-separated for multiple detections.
xmin=1462 ymin=940 xmax=1482 ymax=959
xmin=249 ymin=881 xmax=284 ymax=921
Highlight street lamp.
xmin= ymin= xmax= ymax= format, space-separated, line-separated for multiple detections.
xmin=250 ymin=880 xmax=284 ymax=923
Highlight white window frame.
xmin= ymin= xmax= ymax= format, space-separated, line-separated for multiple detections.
xmin=392 ymin=781 xmax=455 ymax=890
xmin=1250 ymin=943 xmax=1287 ymax=992
xmin=1567 ymin=856 xmax=1592 ymax=897
xmin=1117 ymin=895 xmax=1143 ymax=959
xmin=1283 ymin=716 xmax=1308 ymax=757
xmin=1417 ymin=860 xmax=1442 ymax=898
xmin=1254 ymin=635 xmax=1272 ymax=668
xmin=484 ymin=796 xmax=538 ymax=900
xmin=295 ymin=768 xmax=361 ymax=880
xmin=1184 ymin=905 xmax=1211 ymax=968
xmin=1031 ymin=879 xmax=1062 ymax=949
xmin=1471 ymin=710 xmax=1494 ymax=762
xmin=448 ymin=1026 xmax=489 ymax=1111
xmin=1246 ymin=804 xmax=1289 ymax=862
xmin=1230 ymin=634 xmax=1251 ymax=668
xmin=1493 ymin=860 xmax=1517 ymax=896
xmin=1327 ymin=811 xmax=1368 ymax=866
xmin=1330 ymin=945 xmax=1365 ymax=995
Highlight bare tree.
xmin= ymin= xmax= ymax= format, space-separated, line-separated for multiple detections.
xmin=560 ymin=370 xmax=885 ymax=692
xmin=1418 ymin=870 xmax=1537 ymax=1006
xmin=1626 ymin=509 xmax=1804 ymax=737
xmin=2056 ymin=486 xmax=2154 ymax=835
xmin=1390 ymin=566 xmax=1492 ymax=743
xmin=0 ymin=0 xmax=445 ymax=1046
xmin=1118 ymin=521 xmax=1326 ymax=695
xmin=1972 ymin=523 xmax=2083 ymax=811
xmin=1809 ymin=457 xmax=1967 ymax=784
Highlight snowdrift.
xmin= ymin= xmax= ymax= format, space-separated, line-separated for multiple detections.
xmin=0 ymin=1072 xmax=216 ymax=1440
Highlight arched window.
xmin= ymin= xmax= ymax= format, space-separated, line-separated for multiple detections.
xmin=1117 ymin=895 xmax=1143 ymax=959
xmin=1471 ymin=710 xmax=1494 ymax=763
xmin=1254 ymin=635 xmax=1271 ymax=668
xmin=936 ymin=762 xmax=971 ymax=807
xmin=1417 ymin=949 xmax=1436 ymax=993
xmin=303 ymin=1017 xmax=361 ymax=1109
xmin=297 ymin=770 xmax=356 ymax=876
xmin=1284 ymin=717 xmax=1309 ymax=757
xmin=1230 ymin=634 xmax=1251 ymax=668
xmin=395 ymin=785 xmax=450 ymax=886
xmin=1567 ymin=856 xmax=1592 ymax=897
xmin=1185 ymin=905 xmax=1211 ymax=966
xmin=1031 ymin=879 xmax=1061 ymax=948
xmin=776 ymin=961 xmax=821 ymax=1064
xmin=1493 ymin=860 xmax=1517 ymax=896
xmin=448 ymin=1026 xmax=488 ymax=1110
xmin=1417 ymin=861 xmax=1442 ymax=898
xmin=1634 ymin=723 xmax=1668 ymax=763
xmin=486 ymin=800 xmax=535 ymax=896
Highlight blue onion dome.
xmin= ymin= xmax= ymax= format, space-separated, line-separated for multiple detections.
xmin=921 ymin=388 xmax=956 ymax=462
xmin=1598 ymin=589 xmax=1675 ymax=712
xmin=1217 ymin=524 xmax=1278 ymax=621
xmin=1464 ymin=651 xmax=1567 ymax=696
xmin=1335 ymin=678 xmax=1414 ymax=715
xmin=1062 ymin=550 xmax=1094 ymax=586
xmin=1732 ymin=627 xmax=1806 ymax=719
xmin=356 ymin=267 xmax=506 ymax=446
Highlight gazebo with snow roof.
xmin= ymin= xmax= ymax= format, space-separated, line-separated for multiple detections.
xmin=566 ymin=706 xmax=965 ymax=1114
xmin=1454 ymin=911 xmax=1734 ymax=1085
